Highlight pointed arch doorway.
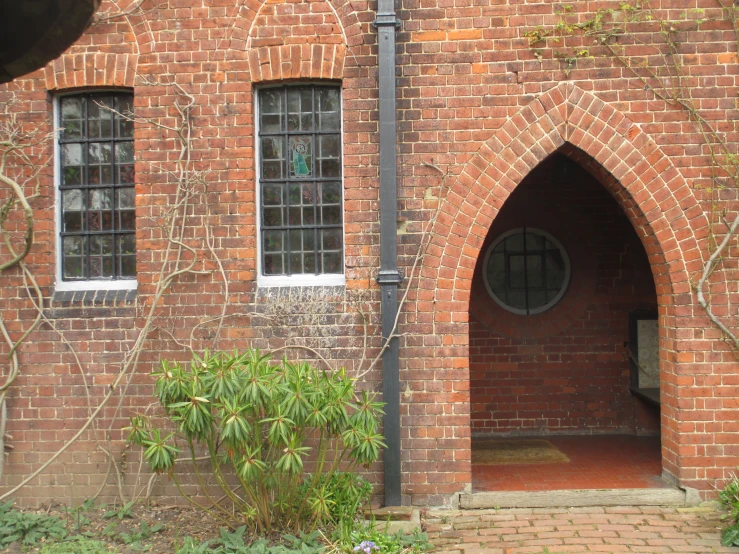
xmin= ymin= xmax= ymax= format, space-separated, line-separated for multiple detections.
xmin=469 ymin=149 xmax=668 ymax=492
xmin=416 ymin=83 xmax=708 ymax=504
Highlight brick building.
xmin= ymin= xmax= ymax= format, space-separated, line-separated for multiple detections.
xmin=0 ymin=0 xmax=737 ymax=507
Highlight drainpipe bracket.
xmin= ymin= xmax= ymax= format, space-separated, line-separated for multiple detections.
xmin=376 ymin=269 xmax=404 ymax=286
xmin=372 ymin=13 xmax=401 ymax=28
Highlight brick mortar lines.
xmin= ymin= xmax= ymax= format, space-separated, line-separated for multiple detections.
xmin=0 ymin=0 xmax=738 ymax=507
xmin=425 ymin=507 xmax=732 ymax=553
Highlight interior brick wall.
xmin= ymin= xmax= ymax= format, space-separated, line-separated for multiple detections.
xmin=469 ymin=155 xmax=660 ymax=436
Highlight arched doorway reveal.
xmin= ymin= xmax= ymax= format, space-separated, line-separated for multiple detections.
xmin=470 ymin=152 xmax=663 ymax=491
xmin=417 ymin=82 xmax=709 ymax=501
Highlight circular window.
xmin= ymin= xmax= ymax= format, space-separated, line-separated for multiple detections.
xmin=482 ymin=228 xmax=570 ymax=315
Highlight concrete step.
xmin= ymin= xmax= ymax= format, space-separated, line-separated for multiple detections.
xmin=460 ymin=487 xmax=687 ymax=509
xmin=364 ymin=507 xmax=421 ymax=534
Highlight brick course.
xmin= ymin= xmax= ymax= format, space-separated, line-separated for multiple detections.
xmin=0 ymin=0 xmax=737 ymax=507
xmin=425 ymin=506 xmax=734 ymax=553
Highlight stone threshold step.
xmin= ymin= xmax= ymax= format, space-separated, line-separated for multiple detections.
xmin=461 ymin=487 xmax=688 ymax=509
xmin=363 ymin=507 xmax=421 ymax=534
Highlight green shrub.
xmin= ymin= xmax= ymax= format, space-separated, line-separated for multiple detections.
xmin=720 ymin=474 xmax=739 ymax=546
xmin=0 ymin=502 xmax=67 ymax=547
xmin=176 ymin=536 xmax=213 ymax=554
xmin=37 ymin=535 xmax=117 ymax=554
xmin=129 ymin=350 xmax=385 ymax=534
xmin=311 ymin=472 xmax=371 ymax=541
xmin=102 ymin=501 xmax=135 ymax=521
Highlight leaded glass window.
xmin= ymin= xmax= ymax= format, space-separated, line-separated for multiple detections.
xmin=482 ymin=228 xmax=570 ymax=315
xmin=258 ymin=85 xmax=343 ymax=276
xmin=58 ymin=93 xmax=135 ymax=281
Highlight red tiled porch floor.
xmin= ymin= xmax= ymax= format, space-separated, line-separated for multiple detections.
xmin=472 ymin=435 xmax=667 ymax=491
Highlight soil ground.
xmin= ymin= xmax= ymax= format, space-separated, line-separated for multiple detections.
xmin=6 ymin=503 xmax=222 ymax=553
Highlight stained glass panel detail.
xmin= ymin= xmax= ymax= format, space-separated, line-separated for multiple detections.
xmin=289 ymin=136 xmax=312 ymax=177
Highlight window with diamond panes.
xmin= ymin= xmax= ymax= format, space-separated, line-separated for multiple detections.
xmin=258 ymin=85 xmax=343 ymax=276
xmin=59 ymin=93 xmax=135 ymax=281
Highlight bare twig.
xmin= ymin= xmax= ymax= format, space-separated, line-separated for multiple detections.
xmin=93 ymin=0 xmax=147 ymax=23
xmin=696 ymin=215 xmax=739 ymax=352
xmin=354 ymin=159 xmax=449 ymax=380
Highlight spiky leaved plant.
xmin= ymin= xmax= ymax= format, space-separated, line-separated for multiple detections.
xmin=128 ymin=350 xmax=383 ymax=533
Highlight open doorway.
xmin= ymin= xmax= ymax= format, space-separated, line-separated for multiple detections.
xmin=469 ymin=151 xmax=665 ymax=492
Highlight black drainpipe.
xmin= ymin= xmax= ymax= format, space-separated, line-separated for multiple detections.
xmin=374 ymin=0 xmax=402 ymax=507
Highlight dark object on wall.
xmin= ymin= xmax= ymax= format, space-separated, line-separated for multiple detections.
xmin=374 ymin=0 xmax=402 ymax=507
xmin=0 ymin=0 xmax=100 ymax=84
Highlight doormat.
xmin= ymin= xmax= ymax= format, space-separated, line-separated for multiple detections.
xmin=472 ymin=439 xmax=570 ymax=465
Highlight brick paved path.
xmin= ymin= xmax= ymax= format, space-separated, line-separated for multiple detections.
xmin=424 ymin=506 xmax=734 ymax=554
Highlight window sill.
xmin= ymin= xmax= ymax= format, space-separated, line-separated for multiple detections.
xmin=257 ymin=274 xmax=346 ymax=288
xmin=54 ymin=280 xmax=138 ymax=293
xmin=47 ymin=288 xmax=137 ymax=318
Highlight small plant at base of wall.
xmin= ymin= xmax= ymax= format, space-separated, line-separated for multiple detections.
xmin=720 ymin=475 xmax=739 ymax=546
xmin=348 ymin=526 xmax=431 ymax=554
xmin=0 ymin=501 xmax=68 ymax=547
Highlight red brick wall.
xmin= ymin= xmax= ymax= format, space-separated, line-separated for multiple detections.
xmin=469 ymin=154 xmax=660 ymax=436
xmin=0 ymin=0 xmax=738 ymax=506
xmin=0 ymin=0 xmax=386 ymax=506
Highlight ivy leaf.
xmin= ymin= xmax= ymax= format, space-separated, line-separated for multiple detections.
xmin=722 ymin=525 xmax=739 ymax=546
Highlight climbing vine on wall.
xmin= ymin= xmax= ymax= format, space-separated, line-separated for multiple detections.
xmin=526 ymin=0 xmax=739 ymax=356
xmin=0 ymin=67 xmax=451 ymax=504
xmin=0 ymin=80 xmax=234 ymax=504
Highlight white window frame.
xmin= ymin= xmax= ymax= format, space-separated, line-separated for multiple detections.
xmin=256 ymin=83 xmax=346 ymax=288
xmin=54 ymin=91 xmax=137 ymax=292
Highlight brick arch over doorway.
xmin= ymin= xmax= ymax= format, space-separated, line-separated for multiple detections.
xmin=422 ymin=82 xmax=710 ymax=493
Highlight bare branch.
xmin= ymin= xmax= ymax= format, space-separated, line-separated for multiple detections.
xmin=93 ymin=0 xmax=147 ymax=23
xmin=696 ymin=215 xmax=739 ymax=352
